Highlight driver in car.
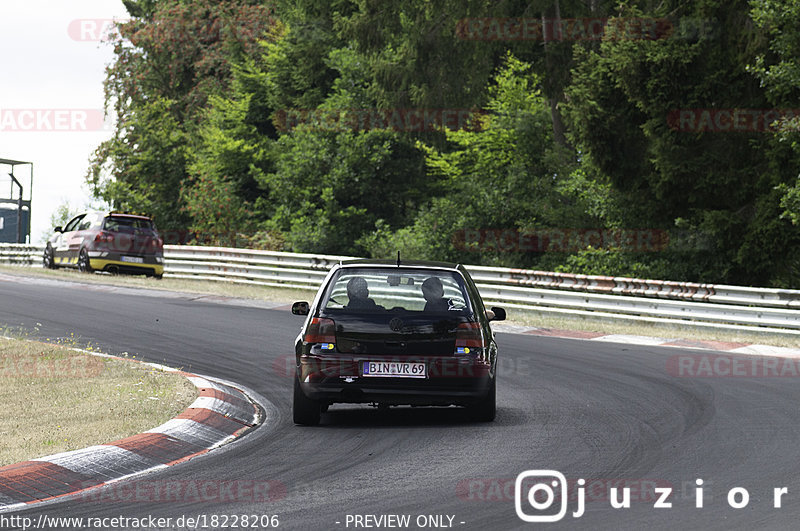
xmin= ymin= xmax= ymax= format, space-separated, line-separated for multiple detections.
xmin=422 ymin=276 xmax=450 ymax=312
xmin=346 ymin=276 xmax=380 ymax=309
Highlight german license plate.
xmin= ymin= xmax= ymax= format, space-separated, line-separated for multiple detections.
xmin=121 ymin=256 xmax=144 ymax=263
xmin=362 ymin=361 xmax=426 ymax=378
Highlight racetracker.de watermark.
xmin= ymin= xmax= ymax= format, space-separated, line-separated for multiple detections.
xmin=457 ymin=477 xmax=673 ymax=503
xmin=667 ymin=108 xmax=800 ymax=133
xmin=666 ymin=354 xmax=800 ymax=377
xmin=67 ymin=14 xmax=270 ymax=43
xmin=274 ymin=108 xmax=487 ymax=133
xmin=67 ymin=18 xmax=126 ymax=42
xmin=0 ymin=109 xmax=111 ymax=132
xmin=158 ymin=229 xmax=278 ymax=246
xmin=78 ymin=479 xmax=286 ymax=503
xmin=452 ymin=228 xmax=669 ymax=253
xmin=455 ymin=17 xmax=717 ymax=41
xmin=273 ymin=355 xmax=531 ymax=379
xmin=0 ymin=354 xmax=104 ymax=378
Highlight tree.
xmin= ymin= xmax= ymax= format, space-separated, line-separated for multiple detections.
xmin=750 ymin=0 xmax=800 ymax=231
xmin=563 ymin=0 xmax=800 ymax=285
xmin=39 ymin=201 xmax=80 ymax=244
xmin=90 ymin=0 xmax=800 ymax=286
xmin=87 ymin=0 xmax=275 ymax=230
xmin=362 ymin=54 xmax=599 ymax=267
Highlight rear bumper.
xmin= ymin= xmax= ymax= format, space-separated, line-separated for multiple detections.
xmin=298 ymin=354 xmax=493 ymax=406
xmin=88 ymin=252 xmax=164 ymax=275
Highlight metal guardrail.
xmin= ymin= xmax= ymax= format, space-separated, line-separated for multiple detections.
xmin=163 ymin=246 xmax=350 ymax=290
xmin=3 ymin=243 xmax=800 ymax=336
xmin=0 ymin=244 xmax=43 ymax=266
xmin=468 ymin=265 xmax=800 ymax=309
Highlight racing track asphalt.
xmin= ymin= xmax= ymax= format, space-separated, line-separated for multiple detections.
xmin=1 ymin=272 xmax=800 ymax=530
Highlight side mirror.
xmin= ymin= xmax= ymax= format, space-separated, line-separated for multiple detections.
xmin=292 ymin=301 xmax=310 ymax=315
xmin=54 ymin=226 xmax=63 ymax=233
xmin=489 ymin=306 xmax=506 ymax=321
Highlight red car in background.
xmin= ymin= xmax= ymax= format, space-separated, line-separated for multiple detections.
xmin=43 ymin=211 xmax=164 ymax=278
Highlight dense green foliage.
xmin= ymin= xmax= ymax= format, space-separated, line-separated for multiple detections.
xmin=89 ymin=0 xmax=800 ymax=287
xmin=87 ymin=0 xmax=274 ymax=233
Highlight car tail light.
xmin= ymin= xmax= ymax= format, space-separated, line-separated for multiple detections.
xmin=149 ymin=237 xmax=163 ymax=251
xmin=94 ymin=231 xmax=114 ymax=243
xmin=304 ymin=317 xmax=336 ymax=344
xmin=455 ymin=322 xmax=484 ymax=353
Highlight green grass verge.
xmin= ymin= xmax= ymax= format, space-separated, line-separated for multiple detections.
xmin=0 ymin=336 xmax=197 ymax=467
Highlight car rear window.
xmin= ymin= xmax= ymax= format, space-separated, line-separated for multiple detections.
xmin=321 ymin=268 xmax=472 ymax=314
xmin=103 ymin=216 xmax=154 ymax=231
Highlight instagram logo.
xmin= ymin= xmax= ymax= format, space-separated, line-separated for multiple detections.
xmin=515 ymin=470 xmax=572 ymax=522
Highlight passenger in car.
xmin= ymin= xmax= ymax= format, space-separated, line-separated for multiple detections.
xmin=422 ymin=277 xmax=449 ymax=312
xmin=345 ymin=277 xmax=380 ymax=309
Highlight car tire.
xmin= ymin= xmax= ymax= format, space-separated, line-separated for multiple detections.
xmin=77 ymin=249 xmax=93 ymax=273
xmin=154 ymin=273 xmax=163 ymax=280
xmin=43 ymin=246 xmax=57 ymax=269
xmin=293 ymin=374 xmax=321 ymax=426
xmin=467 ymin=377 xmax=496 ymax=422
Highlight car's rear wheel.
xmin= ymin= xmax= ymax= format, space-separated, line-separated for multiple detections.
xmin=467 ymin=377 xmax=496 ymax=422
xmin=77 ymin=249 xmax=93 ymax=273
xmin=42 ymin=246 xmax=57 ymax=269
xmin=293 ymin=374 xmax=321 ymax=426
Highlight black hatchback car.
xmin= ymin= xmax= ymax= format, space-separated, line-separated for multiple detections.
xmin=291 ymin=259 xmax=505 ymax=425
